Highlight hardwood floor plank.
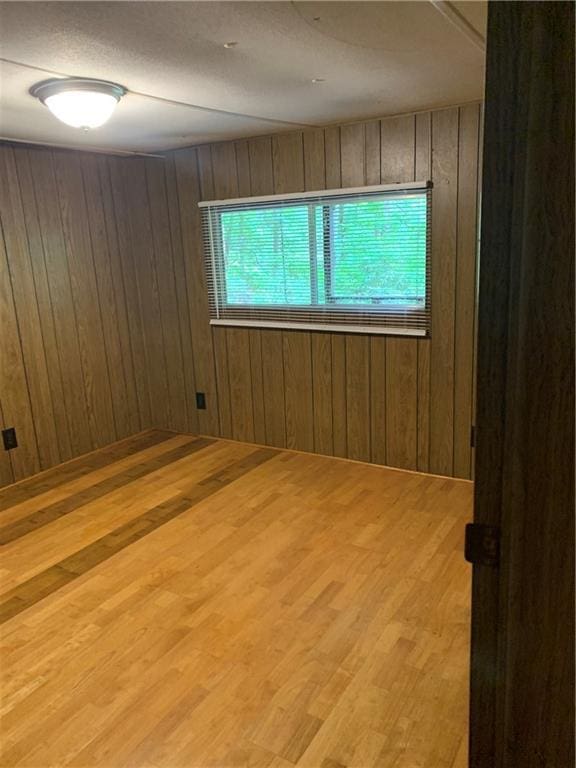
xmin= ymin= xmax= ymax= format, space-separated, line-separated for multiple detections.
xmin=0 ymin=433 xmax=471 ymax=768
xmin=0 ymin=447 xmax=277 ymax=624
xmin=0 ymin=438 xmax=215 ymax=545
xmin=0 ymin=430 xmax=173 ymax=511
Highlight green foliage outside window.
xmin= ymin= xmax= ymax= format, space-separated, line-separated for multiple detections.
xmin=220 ymin=194 xmax=427 ymax=309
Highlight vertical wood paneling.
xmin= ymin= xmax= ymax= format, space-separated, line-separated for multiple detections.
xmin=311 ymin=334 xmax=333 ymax=456
xmin=108 ymin=157 xmax=153 ymax=428
xmin=324 ymin=127 xmax=341 ymax=189
xmin=261 ymin=331 xmax=286 ymax=448
xmin=430 ymin=109 xmax=459 ymax=476
xmin=0 ymin=146 xmax=61 ymax=470
xmin=303 ymin=133 xmax=333 ymax=456
xmin=272 ymin=132 xmax=304 ymax=194
xmin=0 ymin=101 xmax=480 ymax=487
xmin=283 ymin=331 xmax=314 ymax=452
xmin=380 ymin=115 xmax=415 ymax=183
xmin=213 ymin=326 xmax=232 ymax=439
xmin=162 ymin=153 xmax=199 ymax=435
xmin=340 ymin=123 xmax=371 ymax=462
xmin=366 ymin=118 xmax=390 ymax=465
xmin=324 ymin=126 xmax=347 ymax=459
xmin=2 ymin=143 xmax=222 ymax=488
xmin=272 ymin=131 xmax=311 ymax=451
xmin=370 ymin=337 xmax=387 ymax=465
xmin=340 ymin=123 xmax=365 ymax=187
xmin=470 ymin=104 xmax=484 ymax=481
xmin=31 ymin=150 xmax=94 ymax=454
xmin=248 ymin=137 xmax=274 ymax=196
xmin=53 ymin=151 xmax=118 ymax=448
xmin=303 ymin=129 xmax=326 ymax=191
xmin=208 ymin=144 xmax=236 ymax=439
xmin=145 ymin=158 xmax=188 ymax=433
xmin=345 ymin=336 xmax=371 ymax=462
xmin=80 ymin=154 xmax=133 ymax=440
xmin=96 ymin=156 xmax=141 ymax=437
xmin=246 ymin=137 xmax=275 ymax=445
xmin=173 ymin=147 xmax=219 ymax=435
xmin=118 ymin=158 xmax=170 ymax=431
xmin=453 ymin=103 xmax=480 ymax=478
xmin=0 ymin=399 xmax=14 ymax=487
xmin=235 ymin=140 xmax=251 ymax=197
xmin=415 ymin=112 xmax=432 ymax=473
xmin=226 ymin=328 xmax=254 ymax=442
xmin=331 ymin=335 xmax=347 ymax=458
xmin=365 ymin=121 xmax=381 ymax=186
xmin=248 ymin=329 xmax=266 ymax=445
xmin=0 ymin=227 xmax=40 ymax=479
xmin=385 ymin=340 xmax=418 ymax=469
xmin=13 ymin=149 xmax=73 ymax=462
xmin=380 ymin=115 xmax=419 ymax=470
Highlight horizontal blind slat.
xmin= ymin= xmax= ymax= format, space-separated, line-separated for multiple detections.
xmin=201 ymin=184 xmax=431 ymax=336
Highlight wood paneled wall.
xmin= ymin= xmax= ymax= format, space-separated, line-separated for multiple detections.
xmin=0 ymin=144 xmax=197 ymax=485
xmin=171 ymin=103 xmax=482 ymax=478
xmin=0 ymin=102 xmax=481 ymax=486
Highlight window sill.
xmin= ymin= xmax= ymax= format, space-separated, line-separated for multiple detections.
xmin=209 ymin=319 xmax=427 ymax=337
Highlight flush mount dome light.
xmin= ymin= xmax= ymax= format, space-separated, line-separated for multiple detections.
xmin=30 ymin=78 xmax=127 ymax=129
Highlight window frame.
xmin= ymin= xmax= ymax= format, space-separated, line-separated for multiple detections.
xmin=200 ymin=181 xmax=432 ymax=337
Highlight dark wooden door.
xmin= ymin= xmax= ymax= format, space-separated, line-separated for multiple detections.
xmin=469 ymin=2 xmax=574 ymax=766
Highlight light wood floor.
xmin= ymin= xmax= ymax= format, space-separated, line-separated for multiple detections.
xmin=0 ymin=431 xmax=472 ymax=768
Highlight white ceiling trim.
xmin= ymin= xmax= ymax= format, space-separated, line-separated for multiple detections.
xmin=428 ymin=0 xmax=486 ymax=52
xmin=0 ymin=134 xmax=165 ymax=159
xmin=1 ymin=56 xmax=315 ymax=129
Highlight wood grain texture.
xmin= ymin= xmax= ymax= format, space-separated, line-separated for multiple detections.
xmin=226 ymin=328 xmax=255 ymax=443
xmin=53 ymin=151 xmax=117 ymax=448
xmin=345 ymin=336 xmax=371 ymax=462
xmin=0 ymin=225 xmax=41 ymax=479
xmin=13 ymin=149 xmax=73 ymax=463
xmin=0 ymin=399 xmax=14 ymax=487
xmin=331 ymin=334 xmax=348 ymax=458
xmin=165 ymin=108 xmax=480 ymax=478
xmin=471 ymin=3 xmax=574 ymax=765
xmin=385 ymin=339 xmax=418 ymax=470
xmin=272 ymin=132 xmax=304 ymax=194
xmin=162 ymin=153 xmax=199 ymax=435
xmin=311 ymin=334 xmax=333 ymax=456
xmin=0 ymin=144 xmax=202 ymax=485
xmin=107 ymin=157 xmax=153 ymax=428
xmin=415 ymin=113 xmax=432 ymax=474
xmin=173 ymin=147 xmax=219 ymax=436
xmin=261 ymin=331 xmax=286 ymax=448
xmin=248 ymin=329 xmax=266 ymax=445
xmin=429 ymin=109 xmax=459 ymax=477
xmin=81 ymin=155 xmax=133 ymax=440
xmin=0 ymin=430 xmax=472 ymax=767
xmin=283 ymin=331 xmax=313 ymax=452
xmin=370 ymin=337 xmax=387 ymax=465
xmin=453 ymin=104 xmax=480 ymax=479
xmin=380 ymin=115 xmax=419 ymax=473
xmin=1 ymin=102 xmax=481 ymax=485
xmin=0 ymin=146 xmax=60 ymax=469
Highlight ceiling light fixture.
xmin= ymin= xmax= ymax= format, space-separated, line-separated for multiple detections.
xmin=30 ymin=78 xmax=127 ymax=130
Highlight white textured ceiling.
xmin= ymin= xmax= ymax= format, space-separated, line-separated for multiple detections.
xmin=0 ymin=1 xmax=486 ymax=153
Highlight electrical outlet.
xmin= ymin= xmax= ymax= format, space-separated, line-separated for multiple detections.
xmin=195 ymin=392 xmax=206 ymax=410
xmin=2 ymin=427 xmax=18 ymax=451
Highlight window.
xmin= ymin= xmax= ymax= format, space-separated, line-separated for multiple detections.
xmin=200 ymin=182 xmax=431 ymax=336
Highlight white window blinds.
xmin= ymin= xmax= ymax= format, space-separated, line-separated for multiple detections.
xmin=199 ymin=181 xmax=431 ymax=336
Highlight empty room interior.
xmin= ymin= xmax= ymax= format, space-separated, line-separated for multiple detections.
xmin=0 ymin=2 xmax=573 ymax=767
